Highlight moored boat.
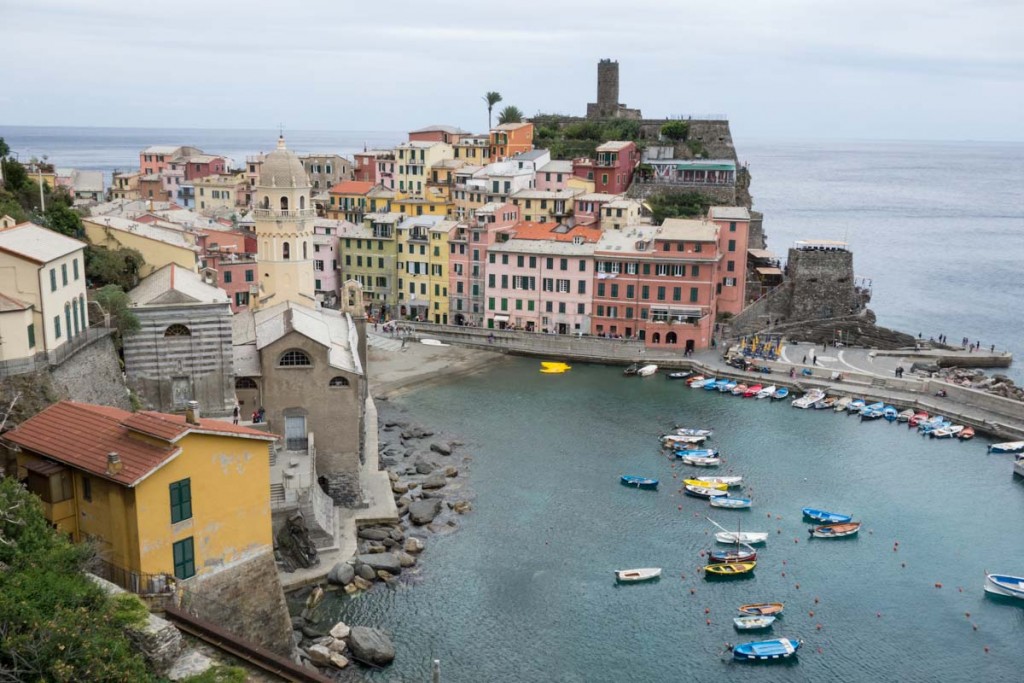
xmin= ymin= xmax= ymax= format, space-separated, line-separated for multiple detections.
xmin=882 ymin=405 xmax=899 ymax=421
xmin=756 ymin=385 xmax=776 ymax=399
xmin=700 ymin=377 xmax=719 ymax=390
xmin=637 ymin=364 xmax=658 ymax=377
xmin=707 ymin=378 xmax=730 ymax=391
xmin=771 ymin=387 xmax=789 ymax=401
xmin=709 ymin=547 xmax=757 ymax=564
xmin=959 ymin=426 xmax=975 ymax=440
xmin=684 ymin=478 xmax=727 ymax=490
xmin=897 ymin=408 xmax=915 ymax=422
xmin=737 ymin=602 xmax=784 ymax=616
xmin=720 ymin=380 xmax=738 ymax=393
xmin=732 ymin=638 xmax=801 ymax=662
xmin=615 ymin=567 xmax=662 ymax=583
xmin=620 ymin=475 xmax=658 ymax=490
xmin=801 ymin=507 xmax=852 ymax=524
xmin=792 ymin=389 xmax=825 ymax=409
xmin=661 ymin=433 xmax=708 ymax=447
xmin=733 ymin=616 xmax=776 ymax=631
xmin=685 ymin=484 xmax=729 ymax=499
xmin=674 ymin=448 xmax=719 ymax=459
xmin=696 ymin=475 xmax=743 ymax=487
xmin=690 ymin=377 xmax=713 ymax=388
xmin=989 ymin=441 xmax=1024 ymax=454
xmin=743 ymin=384 xmax=763 ymax=398
xmin=918 ymin=415 xmax=947 ymax=433
xmin=931 ymin=424 xmax=964 ymax=439
xmin=683 ymin=456 xmax=721 ymax=467
xmin=833 ymin=396 xmax=852 ymax=412
xmin=673 ymin=427 xmax=714 ymax=437
xmin=623 ymin=363 xmax=639 ymax=376
xmin=846 ymin=398 xmax=866 ymax=413
xmin=817 ymin=396 xmax=837 ymax=410
xmin=984 ymin=573 xmax=1024 ymax=599
xmin=731 ymin=383 xmax=749 ymax=396
xmin=706 ymin=561 xmax=756 ymax=578
xmin=809 ymin=521 xmax=861 ymax=538
xmin=685 ymin=374 xmax=706 ymax=386
xmin=710 ymin=496 xmax=752 ymax=509
xmin=908 ymin=411 xmax=929 ymax=427
xmin=716 ymin=531 xmax=768 ymax=544
xmin=1015 ymin=454 xmax=1024 ymax=477
xmin=666 ymin=370 xmax=693 ymax=380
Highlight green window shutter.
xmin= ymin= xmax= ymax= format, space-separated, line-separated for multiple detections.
xmin=173 ymin=537 xmax=196 ymax=579
xmin=27 ymin=324 xmax=35 ymax=348
xmin=528 ymin=300 xmax=534 ymax=311
xmin=690 ymin=287 xmax=699 ymax=303
xmin=170 ymin=479 xmax=192 ymax=523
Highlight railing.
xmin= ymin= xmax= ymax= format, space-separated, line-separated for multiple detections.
xmin=88 ymin=556 xmax=173 ymax=596
xmin=0 ymin=326 xmax=114 ymax=378
xmin=252 ymin=208 xmax=316 ymax=219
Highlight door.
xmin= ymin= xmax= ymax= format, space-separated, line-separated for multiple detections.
xmin=685 ymin=339 xmax=695 ymax=354
xmin=285 ymin=416 xmax=307 ymax=451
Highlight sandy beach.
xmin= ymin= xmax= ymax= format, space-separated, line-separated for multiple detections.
xmin=367 ymin=333 xmax=509 ymax=399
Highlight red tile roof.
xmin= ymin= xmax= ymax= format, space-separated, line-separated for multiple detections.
xmin=511 ymin=221 xmax=602 ymax=243
xmin=4 ymin=401 xmax=276 ymax=487
xmin=328 ymin=180 xmax=375 ymax=195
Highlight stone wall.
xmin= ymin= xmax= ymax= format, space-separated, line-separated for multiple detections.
xmin=180 ymin=551 xmax=293 ymax=657
xmin=626 ymin=181 xmax=737 ymax=205
xmin=768 ymin=309 xmax=915 ymax=349
xmin=786 ymin=247 xmax=859 ymax=321
xmin=49 ymin=334 xmax=132 ymax=410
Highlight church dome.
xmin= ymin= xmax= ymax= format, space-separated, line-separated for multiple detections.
xmin=258 ymin=136 xmax=310 ymax=189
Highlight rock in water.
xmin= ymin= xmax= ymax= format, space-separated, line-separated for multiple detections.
xmin=355 ymin=553 xmax=402 ymax=574
xmin=429 ymin=442 xmax=452 ymax=455
xmin=421 ymin=472 xmax=447 ymax=489
xmin=397 ymin=551 xmax=417 ymax=568
xmin=348 ymin=626 xmax=396 ymax=667
xmin=306 ymin=644 xmax=333 ymax=666
xmin=306 ymin=585 xmax=325 ymax=610
xmin=408 ymin=499 xmax=441 ymax=525
xmin=414 ymin=459 xmax=436 ymax=475
xmin=356 ymin=563 xmax=377 ymax=581
xmin=404 ymin=537 xmax=425 ymax=553
xmin=329 ymin=621 xmax=351 ymax=640
xmin=327 ymin=562 xmax=355 ymax=586
xmin=352 ymin=576 xmax=374 ymax=591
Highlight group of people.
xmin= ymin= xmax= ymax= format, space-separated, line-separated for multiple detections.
xmin=231 ymin=405 xmax=265 ymax=424
xmin=923 ymin=333 xmax=995 ymax=353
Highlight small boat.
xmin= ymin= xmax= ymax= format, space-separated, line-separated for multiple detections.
xmin=984 ymin=573 xmax=1024 ymax=599
xmin=674 ymin=448 xmax=719 ymax=459
xmin=690 ymin=377 xmax=713 ymax=388
xmin=792 ymin=389 xmax=825 ymax=409
xmin=620 ymin=475 xmax=658 ymax=490
xmin=755 ymin=385 xmax=776 ymax=399
xmin=719 ymin=381 xmax=738 ymax=393
xmin=420 ymin=338 xmax=448 ymax=346
xmin=661 ymin=433 xmax=708 ymax=447
xmin=833 ymin=397 xmax=852 ymax=412
xmin=988 ymin=441 xmax=1024 ymax=454
xmin=882 ymin=405 xmax=899 ymax=421
xmin=623 ymin=363 xmax=639 ymax=376
xmin=539 ymin=361 xmax=571 ymax=374
xmin=685 ymin=484 xmax=729 ymax=499
xmin=816 ymin=396 xmax=837 ymax=410
xmin=733 ymin=616 xmax=776 ymax=631
xmin=695 ymin=475 xmax=743 ymax=487
xmin=709 ymin=547 xmax=757 ymax=564
xmin=860 ymin=408 xmax=884 ymax=421
xmin=737 ymin=603 xmax=784 ymax=617
xmin=637 ymin=364 xmax=658 ymax=377
xmin=732 ymin=638 xmax=801 ymax=662
xmin=908 ymin=411 xmax=929 ymax=427
xmin=846 ymin=398 xmax=866 ymax=413
xmin=684 ymin=456 xmax=721 ymax=467
xmin=771 ymin=387 xmax=789 ymax=401
xmin=707 ymin=378 xmax=729 ymax=391
xmin=801 ymin=507 xmax=852 ymax=524
xmin=860 ymin=401 xmax=884 ymax=414
xmin=716 ymin=531 xmax=768 ymax=544
xmin=897 ymin=408 xmax=915 ymax=422
xmin=615 ymin=568 xmax=662 ymax=583
xmin=959 ymin=426 xmax=975 ymax=440
xmin=731 ymin=383 xmax=748 ymax=396
xmin=706 ymin=561 xmax=756 ymax=578
xmin=809 ymin=521 xmax=861 ymax=538
xmin=674 ymin=428 xmax=714 ymax=437
xmin=666 ymin=370 xmax=693 ymax=380
xmin=685 ymin=374 xmax=706 ymax=386
xmin=918 ymin=415 xmax=947 ymax=433
xmin=931 ymin=424 xmax=964 ymax=439
xmin=684 ymin=478 xmax=727 ymax=491
xmin=710 ymin=496 xmax=752 ymax=509
xmin=743 ymin=384 xmax=763 ymax=398
xmin=1016 ymin=454 xmax=1024 ymax=477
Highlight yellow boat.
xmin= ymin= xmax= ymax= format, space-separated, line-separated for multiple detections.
xmin=540 ymin=362 xmax=572 ymax=374
xmin=684 ymin=479 xmax=727 ymax=491
xmin=705 ymin=561 xmax=757 ymax=577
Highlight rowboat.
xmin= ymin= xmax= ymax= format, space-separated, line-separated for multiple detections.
xmin=882 ymin=405 xmax=899 ymax=421
xmin=702 ymin=378 xmax=721 ymax=390
xmin=685 ymin=484 xmax=729 ymax=499
xmin=674 ymin=448 xmax=719 ymax=459
xmin=731 ymin=383 xmax=749 ymax=396
xmin=716 ymin=531 xmax=768 ymax=544
xmin=620 ymin=475 xmax=658 ymax=490
xmin=931 ymin=424 xmax=964 ymax=439
xmin=684 ymin=478 xmax=727 ymax=491
xmin=710 ymin=496 xmax=752 ymax=509
xmin=673 ymin=428 xmax=714 ymax=437
xmin=755 ymin=385 xmax=776 ymax=399
xmin=540 ymin=361 xmax=571 ymax=374
xmin=817 ymin=396 xmax=837 ymax=410
xmin=690 ymin=377 xmax=713 ymax=388
xmin=988 ymin=441 xmax=1024 ymax=454
xmin=917 ymin=415 xmax=947 ymax=433
xmin=792 ymin=389 xmax=825 ymax=409
xmin=685 ymin=374 xmax=705 ymax=385
xmin=707 ymin=378 xmax=730 ymax=391
xmin=743 ymin=384 xmax=763 ymax=398
xmin=908 ymin=411 xmax=929 ymax=427
xmin=709 ymin=547 xmax=757 ymax=564
xmin=732 ymin=638 xmax=801 ymax=662
xmin=661 ymin=434 xmax=708 ymax=447
xmin=833 ymin=396 xmax=852 ymax=412
xmin=666 ymin=371 xmax=693 ymax=380
xmin=860 ymin=408 xmax=884 ymax=420
xmin=985 ymin=573 xmax=1024 ymax=599
xmin=706 ymin=561 xmax=756 ymax=578
xmin=801 ymin=507 xmax=852 ymax=524
xmin=719 ymin=381 xmax=738 ymax=393
xmin=623 ymin=363 xmax=639 ymax=377
xmin=684 ymin=456 xmax=721 ymax=467
xmin=771 ymin=387 xmax=789 ymax=401
xmin=615 ymin=567 xmax=661 ymax=583
xmin=637 ymin=364 xmax=658 ymax=377
xmin=897 ymin=408 xmax=915 ymax=422
xmin=737 ymin=603 xmax=784 ymax=616
xmin=695 ymin=475 xmax=743 ymax=487
xmin=959 ymin=426 xmax=975 ymax=440
xmin=860 ymin=401 xmax=884 ymax=415
xmin=733 ymin=616 xmax=776 ymax=631
xmin=809 ymin=521 xmax=861 ymax=538
xmin=846 ymin=398 xmax=866 ymax=413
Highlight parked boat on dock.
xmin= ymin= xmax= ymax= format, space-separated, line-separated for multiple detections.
xmin=637 ymin=364 xmax=658 ymax=377
xmin=792 ymin=389 xmax=825 ymax=409
xmin=666 ymin=371 xmax=693 ymax=380
xmin=731 ymin=383 xmax=749 ymax=396
xmin=882 ymin=405 xmax=899 ymax=421
xmin=771 ymin=387 xmax=790 ymax=401
xmin=897 ymin=408 xmax=915 ymax=422
xmin=959 ymin=426 xmax=975 ymax=440
xmin=931 ymin=424 xmax=964 ymax=439
xmin=1014 ymin=454 xmax=1024 ymax=477
xmin=720 ymin=380 xmax=738 ymax=393
xmin=756 ymin=385 xmax=776 ymax=399
xmin=743 ymin=384 xmax=763 ymax=398
xmin=908 ymin=411 xmax=929 ymax=427
xmin=846 ymin=398 xmax=866 ymax=413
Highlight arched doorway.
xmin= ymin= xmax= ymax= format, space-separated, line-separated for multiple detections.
xmin=666 ymin=331 xmax=678 ymax=345
xmin=652 ymin=332 xmax=661 ymax=344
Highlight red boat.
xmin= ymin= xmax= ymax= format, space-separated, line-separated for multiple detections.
xmin=959 ymin=426 xmax=975 ymax=440
xmin=743 ymin=384 xmax=763 ymax=398
xmin=908 ymin=412 xmax=929 ymax=427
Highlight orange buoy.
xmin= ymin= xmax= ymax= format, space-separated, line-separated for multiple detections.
xmin=678 ymin=505 xmax=683 ymax=510
xmin=706 ymin=619 xmax=711 ymax=626
xmin=816 ymin=623 xmax=822 ymax=630
xmin=973 ymin=624 xmax=978 ymax=631
xmin=795 ymin=583 xmax=800 ymax=589
xmin=935 ymin=582 xmax=943 ymax=588
xmin=704 ymin=607 xmax=710 ymax=614
xmin=690 ymin=588 xmax=696 ymax=594
xmin=809 ymin=610 xmax=814 ymax=617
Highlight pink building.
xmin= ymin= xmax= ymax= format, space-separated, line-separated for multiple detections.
xmin=196 ymin=229 xmax=257 ymax=312
xmin=535 ymin=160 xmax=574 ymax=191
xmin=484 ymin=222 xmax=601 ymax=333
xmin=574 ymin=193 xmax=619 ymax=227
xmin=707 ymin=206 xmax=751 ymax=317
xmin=313 ymin=219 xmax=349 ymax=306
xmin=448 ymin=202 xmax=519 ymax=326
xmin=184 ymin=154 xmax=227 ymax=181
xmin=572 ymin=141 xmax=638 ymax=195
xmin=408 ymin=124 xmax=469 ymax=145
xmin=353 ymin=150 xmax=396 ymax=190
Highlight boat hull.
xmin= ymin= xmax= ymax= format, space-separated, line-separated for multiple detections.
xmin=716 ymin=531 xmax=768 ymax=545
xmin=737 ymin=603 xmax=784 ymax=617
xmin=732 ymin=638 xmax=801 ymax=662
xmin=620 ymin=476 xmax=658 ymax=490
xmin=810 ymin=522 xmax=861 ymax=538
xmin=615 ymin=568 xmax=662 ymax=583
xmin=989 ymin=441 xmax=1024 ymax=454
xmin=733 ymin=616 xmax=776 ymax=631
xmin=709 ymin=496 xmax=752 ymax=509
xmin=984 ymin=573 xmax=1024 ymax=599
xmin=709 ymin=549 xmax=757 ymax=564
xmin=685 ymin=485 xmax=728 ymax=499
xmin=801 ymin=508 xmax=852 ymax=524
xmin=705 ymin=561 xmax=756 ymax=579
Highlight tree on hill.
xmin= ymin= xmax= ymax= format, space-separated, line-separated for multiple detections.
xmin=483 ymin=91 xmax=503 ymax=129
xmin=497 ymin=105 xmax=524 ymax=125
xmin=660 ymin=120 xmax=690 ymax=142
xmin=647 ymin=191 xmax=714 ymax=223
xmin=85 ymin=245 xmax=144 ymax=290
xmin=93 ymin=284 xmax=141 ymax=348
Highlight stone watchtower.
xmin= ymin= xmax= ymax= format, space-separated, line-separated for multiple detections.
xmin=786 ymin=241 xmax=864 ymax=320
xmin=587 ymin=59 xmax=641 ymax=120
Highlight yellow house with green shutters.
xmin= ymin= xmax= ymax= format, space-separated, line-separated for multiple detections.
xmin=395 ymin=216 xmax=454 ymax=323
xmin=4 ymin=400 xmax=277 ymax=593
xmin=340 ymin=214 xmax=402 ymax=320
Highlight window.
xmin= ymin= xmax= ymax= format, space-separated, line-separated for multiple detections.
xmin=727 ymin=260 xmax=735 ymax=272
xmin=597 ymin=282 xmax=605 ymax=297
xmin=558 ymin=302 xmax=566 ymax=314
xmin=61 ymin=264 xmax=68 ymax=286
xmin=546 ymin=301 xmax=554 ymax=312
xmin=546 ymin=258 xmax=553 ymax=269
xmin=488 ymin=297 xmax=495 ymax=310
xmin=725 ymin=277 xmax=737 ymax=286
xmin=642 ymin=264 xmax=650 ymax=275
xmin=223 ymin=270 xmax=233 ymax=283
xmin=610 ymin=284 xmax=619 ymax=298
xmin=314 ymin=260 xmax=325 ymax=271
xmin=673 ymin=264 xmax=684 ymax=277
xmin=656 ymin=264 xmax=668 ymax=276
xmin=577 ymin=303 xmax=585 ymax=314
xmin=169 ymin=479 xmax=192 ymax=523
xmin=690 ymin=287 xmax=699 ymax=302
xmin=578 ymin=280 xmax=586 ymax=295
xmin=730 ymin=221 xmax=737 ymax=232
xmin=50 ymin=269 xmax=57 ymax=291
xmin=329 ymin=376 xmax=350 ymax=387
xmin=82 ymin=475 xmax=92 ymax=502
xmin=728 ymin=239 xmax=736 ymax=252
xmin=626 ymin=285 xmax=634 ymax=299
xmin=164 ymin=324 xmax=191 ymax=337
xmin=173 ymin=537 xmax=195 ymax=580
xmin=245 ymin=269 xmax=254 ymax=282
xmin=515 ymin=299 xmax=522 ymax=310
xmin=279 ymin=349 xmax=312 ymax=367
xmin=54 ymin=316 xmax=61 ymax=338
xmin=657 ymin=286 xmax=666 ymax=301
xmin=560 ymin=258 xmax=568 ymax=271
xmin=641 ymin=285 xmax=649 ymax=300
xmin=315 ymin=279 xmax=322 ymax=290
xmin=625 ymin=262 xmax=637 ymax=275
xmin=691 ymin=265 xmax=699 ymax=277
xmin=672 ymin=287 xmax=681 ymax=301
xmin=283 ymin=242 xmax=290 ymax=259
xmin=529 ymin=256 xmax=537 ymax=268
xmin=557 ymin=279 xmax=570 ymax=293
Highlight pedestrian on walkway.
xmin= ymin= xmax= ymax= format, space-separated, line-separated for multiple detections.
xmin=802 ymin=355 xmax=807 ymax=364
xmin=232 ymin=405 xmax=239 ymax=425
xmin=991 ymin=344 xmax=995 ymax=352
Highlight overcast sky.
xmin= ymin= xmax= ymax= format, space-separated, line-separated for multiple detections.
xmin=2 ymin=0 xmax=1021 ymax=141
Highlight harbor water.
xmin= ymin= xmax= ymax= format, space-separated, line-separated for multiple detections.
xmin=332 ymin=359 xmax=1024 ymax=682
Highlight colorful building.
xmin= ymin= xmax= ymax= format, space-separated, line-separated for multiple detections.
xmin=535 ymin=160 xmax=574 ymax=191
xmin=340 ymin=214 xmax=400 ymax=319
xmin=395 ymin=216 xmax=452 ymax=323
xmin=183 ymin=154 xmax=227 ymax=182
xmin=196 ymin=229 xmax=257 ymax=312
xmin=574 ymin=193 xmax=620 ymax=227
xmin=352 ymin=150 xmax=396 ymax=190
xmin=489 ymin=122 xmax=534 ymax=161
xmin=599 ymin=198 xmax=646 ymax=231
xmin=447 ymin=202 xmax=519 ymax=326
xmin=82 ymin=216 xmax=199 ymax=276
xmin=708 ymin=206 xmax=751 ymax=316
xmin=572 ymin=141 xmax=638 ymax=195
xmin=313 ymin=219 xmax=344 ymax=306
xmin=452 ymin=135 xmax=491 ymax=166
xmin=111 ymin=172 xmax=142 ymax=201
xmin=194 ymin=173 xmax=246 ymax=215
xmin=300 ymin=154 xmax=353 ymax=193
xmin=139 ymin=145 xmax=202 ymax=176
xmin=5 ymin=400 xmax=277 ymax=588
xmin=327 ymin=180 xmax=376 ymax=223
xmin=395 ymin=141 xmax=453 ymax=196
xmin=408 ymin=124 xmax=469 ymax=145
xmin=509 ymin=188 xmax=581 ymax=223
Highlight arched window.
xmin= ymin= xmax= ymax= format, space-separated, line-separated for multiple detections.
xmin=299 ymin=195 xmax=306 ymax=210
xmin=278 ymin=349 xmax=312 ymax=367
xmin=280 ymin=196 xmax=289 ymax=211
xmin=652 ymin=332 xmax=661 ymax=344
xmin=666 ymin=331 xmax=678 ymax=345
xmin=164 ymin=324 xmax=192 ymax=337
xmin=303 ymin=241 xmax=308 ymax=259
xmin=235 ymin=377 xmax=258 ymax=389
xmin=328 ymin=376 xmax=349 ymax=387
xmin=262 ymin=196 xmax=270 ymax=209
xmin=283 ymin=242 xmax=290 ymax=260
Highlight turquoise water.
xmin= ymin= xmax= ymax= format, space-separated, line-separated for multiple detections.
xmin=330 ymin=359 xmax=1024 ymax=682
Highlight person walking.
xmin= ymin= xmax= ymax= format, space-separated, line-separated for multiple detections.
xmin=232 ymin=405 xmax=239 ymax=425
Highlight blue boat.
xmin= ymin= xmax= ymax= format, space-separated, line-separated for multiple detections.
xmin=882 ymin=405 xmax=899 ymax=421
xmin=620 ymin=475 xmax=658 ymax=490
xmin=801 ymin=507 xmax=852 ymax=524
xmin=732 ymin=638 xmax=802 ymax=662
xmin=846 ymin=398 xmax=866 ymax=413
xmin=704 ymin=378 xmax=724 ymax=391
xmin=720 ymin=381 xmax=738 ymax=393
xmin=919 ymin=417 xmax=949 ymax=434
xmin=771 ymin=387 xmax=789 ymax=401
xmin=673 ymin=448 xmax=719 ymax=459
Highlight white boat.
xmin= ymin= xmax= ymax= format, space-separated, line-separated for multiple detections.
xmin=833 ymin=397 xmax=852 ymax=412
xmin=615 ymin=567 xmax=662 ymax=583
xmin=715 ymin=531 xmax=768 ymax=545
xmin=695 ymin=475 xmax=743 ymax=488
xmin=931 ymin=425 xmax=964 ymax=439
xmin=984 ymin=573 xmax=1024 ymax=599
xmin=755 ymin=385 xmax=776 ymax=399
xmin=989 ymin=441 xmax=1024 ymax=454
xmin=661 ymin=433 xmax=708 ymax=447
xmin=710 ymin=496 xmax=752 ymax=509
xmin=637 ymin=364 xmax=658 ymax=377
xmin=689 ymin=377 xmax=713 ymax=388
xmin=791 ymin=389 xmax=825 ymax=409
xmin=673 ymin=427 xmax=714 ymax=437
xmin=733 ymin=615 xmax=776 ymax=631
xmin=683 ymin=455 xmax=720 ymax=467
xmin=685 ymin=484 xmax=729 ymax=499
xmin=1014 ymin=454 xmax=1024 ymax=477
xmin=897 ymin=408 xmax=915 ymax=422
xmin=419 ymin=338 xmax=448 ymax=346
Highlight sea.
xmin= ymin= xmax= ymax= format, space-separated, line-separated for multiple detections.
xmin=3 ymin=126 xmax=1024 ymax=680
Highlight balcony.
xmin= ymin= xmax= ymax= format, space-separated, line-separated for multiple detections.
xmin=88 ymin=557 xmax=173 ymax=596
xmin=253 ymin=208 xmax=316 ymax=220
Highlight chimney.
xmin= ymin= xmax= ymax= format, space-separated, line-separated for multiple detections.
xmin=106 ymin=452 xmax=122 ymax=477
xmin=185 ymin=401 xmax=201 ymax=425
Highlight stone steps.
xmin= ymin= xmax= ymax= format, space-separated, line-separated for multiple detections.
xmin=269 ymin=483 xmax=285 ymax=504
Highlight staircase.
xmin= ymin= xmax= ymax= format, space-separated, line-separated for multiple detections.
xmin=270 ymin=483 xmax=285 ymax=505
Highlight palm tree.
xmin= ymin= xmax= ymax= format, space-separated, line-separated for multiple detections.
xmin=483 ymin=91 xmax=503 ymax=129
xmin=497 ymin=105 xmax=524 ymax=125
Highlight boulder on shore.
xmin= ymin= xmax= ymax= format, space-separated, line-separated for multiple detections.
xmin=358 ymin=527 xmax=392 ymax=541
xmin=408 ymin=499 xmax=441 ymax=525
xmin=429 ymin=442 xmax=452 ymax=456
xmin=329 ymin=621 xmax=351 ymax=640
xmin=414 ymin=459 xmax=436 ymax=475
xmin=348 ymin=626 xmax=396 ymax=667
xmin=403 ymin=536 xmax=425 ymax=554
xmin=327 ymin=562 xmax=355 ymax=586
xmin=421 ymin=472 xmax=447 ymax=490
xmin=306 ymin=644 xmax=333 ymax=666
xmin=355 ymin=563 xmax=377 ymax=581
xmin=355 ymin=553 xmax=402 ymax=574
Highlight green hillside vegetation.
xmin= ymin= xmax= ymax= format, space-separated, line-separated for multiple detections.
xmin=646 ymin=191 xmax=714 ymax=223
xmin=532 ymin=116 xmax=643 ymax=160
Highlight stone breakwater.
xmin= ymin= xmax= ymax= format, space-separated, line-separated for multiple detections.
xmin=287 ymin=399 xmax=474 ymax=676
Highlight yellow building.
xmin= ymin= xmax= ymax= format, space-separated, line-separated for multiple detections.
xmin=340 ymin=214 xmax=401 ymax=319
xmin=5 ymin=400 xmax=277 ymax=589
xmin=600 ymin=198 xmax=646 ymax=231
xmin=111 ymin=171 xmax=142 ymax=201
xmin=452 ymin=135 xmax=490 ymax=165
xmin=509 ymin=188 xmax=583 ymax=224
xmin=395 ymin=141 xmax=453 ymax=196
xmin=193 ymin=172 xmax=247 ymax=215
xmin=392 ymin=190 xmax=451 ymax=219
xmin=427 ymin=159 xmax=466 ymax=200
xmin=395 ymin=216 xmax=453 ymax=323
xmin=326 ymin=180 xmax=376 ymax=222
xmin=83 ymin=216 xmax=199 ymax=276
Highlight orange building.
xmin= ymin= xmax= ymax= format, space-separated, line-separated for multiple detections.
xmin=490 ymin=122 xmax=534 ymax=162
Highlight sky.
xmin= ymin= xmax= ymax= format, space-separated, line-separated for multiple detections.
xmin=2 ymin=0 xmax=1022 ymax=141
